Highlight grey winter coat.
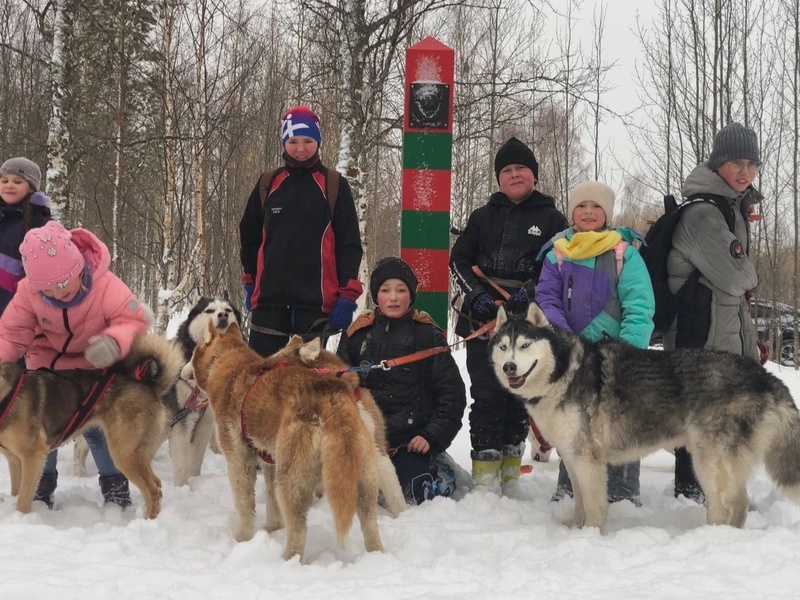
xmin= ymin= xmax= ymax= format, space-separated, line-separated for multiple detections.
xmin=664 ymin=163 xmax=760 ymax=360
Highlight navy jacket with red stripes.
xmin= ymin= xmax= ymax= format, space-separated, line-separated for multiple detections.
xmin=239 ymin=160 xmax=363 ymax=312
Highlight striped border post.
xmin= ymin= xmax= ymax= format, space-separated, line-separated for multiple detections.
xmin=401 ymin=37 xmax=454 ymax=331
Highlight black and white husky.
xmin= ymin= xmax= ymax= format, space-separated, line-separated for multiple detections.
xmin=168 ymin=297 xmax=241 ymax=486
xmin=490 ymin=303 xmax=800 ymax=532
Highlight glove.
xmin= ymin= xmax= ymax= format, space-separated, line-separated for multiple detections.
xmin=243 ymin=283 xmax=254 ymax=312
xmin=328 ymin=297 xmax=358 ymax=331
xmin=84 ymin=335 xmax=121 ymax=368
xmin=504 ymin=288 xmax=530 ymax=315
xmin=470 ymin=292 xmax=498 ymax=321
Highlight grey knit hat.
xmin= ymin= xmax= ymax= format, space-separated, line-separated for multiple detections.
xmin=0 ymin=157 xmax=41 ymax=191
xmin=707 ymin=123 xmax=760 ymax=171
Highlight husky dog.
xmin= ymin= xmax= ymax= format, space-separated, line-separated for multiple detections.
xmin=490 ymin=303 xmax=800 ymax=532
xmin=186 ymin=321 xmax=402 ymax=561
xmin=0 ymin=334 xmax=183 ymax=518
xmin=167 ymin=297 xmax=241 ymax=486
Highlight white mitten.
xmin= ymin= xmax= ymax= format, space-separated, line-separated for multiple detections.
xmin=84 ymin=335 xmax=121 ymax=368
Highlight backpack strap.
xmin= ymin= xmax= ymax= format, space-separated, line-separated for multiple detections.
xmin=614 ymin=241 xmax=628 ymax=277
xmin=553 ymin=247 xmax=565 ymax=273
xmin=258 ymin=168 xmax=281 ymax=209
xmin=325 ymin=168 xmax=340 ymax=217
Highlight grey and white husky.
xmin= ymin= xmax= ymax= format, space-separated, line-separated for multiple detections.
xmin=490 ymin=303 xmax=800 ymax=532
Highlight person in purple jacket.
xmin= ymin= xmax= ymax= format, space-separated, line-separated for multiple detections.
xmin=535 ymin=181 xmax=655 ymax=505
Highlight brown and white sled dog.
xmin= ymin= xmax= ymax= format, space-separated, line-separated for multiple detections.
xmin=167 ymin=297 xmax=241 ymax=486
xmin=0 ymin=334 xmax=183 ymax=518
xmin=186 ymin=321 xmax=403 ymax=561
xmin=490 ymin=303 xmax=800 ymax=532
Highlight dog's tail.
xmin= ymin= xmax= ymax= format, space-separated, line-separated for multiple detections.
xmin=320 ymin=391 xmax=374 ymax=545
xmin=119 ymin=334 xmax=184 ymax=399
xmin=764 ymin=390 xmax=800 ymax=502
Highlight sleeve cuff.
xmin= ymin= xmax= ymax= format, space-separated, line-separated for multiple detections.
xmin=338 ymin=278 xmax=364 ymax=301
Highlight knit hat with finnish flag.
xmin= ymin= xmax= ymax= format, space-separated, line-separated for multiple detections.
xmin=281 ymin=106 xmax=322 ymax=148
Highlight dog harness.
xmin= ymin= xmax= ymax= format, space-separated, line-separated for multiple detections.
xmin=0 ymin=371 xmax=26 ymax=431
xmin=51 ymin=369 xmax=118 ymax=450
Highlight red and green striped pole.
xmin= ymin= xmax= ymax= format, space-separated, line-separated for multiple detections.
xmin=401 ymin=37 xmax=454 ymax=330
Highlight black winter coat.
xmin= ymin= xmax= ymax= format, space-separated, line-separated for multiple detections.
xmin=337 ymin=310 xmax=466 ymax=454
xmin=0 ymin=198 xmax=51 ymax=314
xmin=239 ymin=159 xmax=363 ymax=312
xmin=449 ymin=190 xmax=567 ymax=338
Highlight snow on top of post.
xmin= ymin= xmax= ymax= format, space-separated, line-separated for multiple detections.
xmin=413 ymin=56 xmax=442 ymax=83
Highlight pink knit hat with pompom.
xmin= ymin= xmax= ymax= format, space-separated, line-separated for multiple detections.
xmin=20 ymin=221 xmax=85 ymax=290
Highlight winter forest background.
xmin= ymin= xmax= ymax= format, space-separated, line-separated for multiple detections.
xmin=2 ymin=0 xmax=799 ymax=355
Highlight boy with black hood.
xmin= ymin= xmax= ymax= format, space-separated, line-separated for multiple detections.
xmin=449 ymin=137 xmax=568 ymax=492
xmin=337 ymin=257 xmax=466 ymax=505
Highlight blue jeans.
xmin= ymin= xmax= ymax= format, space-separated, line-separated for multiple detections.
xmin=43 ymin=428 xmax=120 ymax=477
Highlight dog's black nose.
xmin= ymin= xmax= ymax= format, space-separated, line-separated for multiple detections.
xmin=218 ymin=312 xmax=228 ymax=322
xmin=503 ymin=362 xmax=517 ymax=375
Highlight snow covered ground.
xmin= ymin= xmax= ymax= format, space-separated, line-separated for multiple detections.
xmin=1 ymin=350 xmax=800 ymax=599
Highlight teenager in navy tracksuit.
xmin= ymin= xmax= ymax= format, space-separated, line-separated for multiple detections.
xmin=239 ymin=106 xmax=363 ymax=357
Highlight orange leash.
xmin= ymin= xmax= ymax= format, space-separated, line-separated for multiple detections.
xmin=378 ymin=319 xmax=497 ymax=370
xmin=471 ymin=265 xmax=511 ymax=300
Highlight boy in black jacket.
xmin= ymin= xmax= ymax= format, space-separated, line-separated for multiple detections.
xmin=449 ymin=137 xmax=568 ymax=493
xmin=337 ymin=257 xmax=466 ymax=504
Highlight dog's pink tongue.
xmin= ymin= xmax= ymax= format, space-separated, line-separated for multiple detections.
xmin=507 ymin=376 xmax=524 ymax=388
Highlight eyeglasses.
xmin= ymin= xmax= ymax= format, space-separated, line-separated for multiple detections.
xmin=727 ymin=160 xmax=761 ymax=174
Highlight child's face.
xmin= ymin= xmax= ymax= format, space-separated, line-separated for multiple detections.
xmin=284 ymin=136 xmax=319 ymax=161
xmin=0 ymin=174 xmax=33 ymax=205
xmin=498 ymin=164 xmax=536 ymax=202
xmin=572 ymin=201 xmax=607 ymax=232
xmin=716 ymin=160 xmax=759 ymax=193
xmin=376 ymin=278 xmax=411 ymax=319
xmin=40 ymin=272 xmax=83 ymax=302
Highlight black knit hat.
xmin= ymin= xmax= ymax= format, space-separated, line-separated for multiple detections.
xmin=494 ymin=137 xmax=539 ymax=183
xmin=369 ymin=257 xmax=418 ymax=304
xmin=708 ymin=122 xmax=760 ymax=171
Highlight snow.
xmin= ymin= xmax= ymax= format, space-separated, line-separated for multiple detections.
xmin=2 ymin=349 xmax=800 ymax=599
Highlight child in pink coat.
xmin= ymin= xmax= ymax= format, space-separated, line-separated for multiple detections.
xmin=0 ymin=221 xmax=150 ymax=509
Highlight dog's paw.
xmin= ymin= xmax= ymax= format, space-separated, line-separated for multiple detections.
xmin=234 ymin=525 xmax=255 ymax=542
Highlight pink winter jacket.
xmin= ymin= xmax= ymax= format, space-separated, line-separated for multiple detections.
xmin=0 ymin=228 xmax=148 ymax=370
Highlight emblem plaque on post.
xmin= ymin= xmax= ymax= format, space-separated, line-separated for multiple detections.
xmin=409 ymin=82 xmax=450 ymax=130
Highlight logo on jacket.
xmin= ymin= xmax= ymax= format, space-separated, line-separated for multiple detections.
xmin=271 ymin=207 xmax=282 ymax=215
xmin=730 ymin=239 xmax=745 ymax=258
xmin=527 ymin=225 xmax=542 ymax=236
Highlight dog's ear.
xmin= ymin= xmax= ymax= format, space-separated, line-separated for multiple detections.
xmin=299 ymin=337 xmax=322 ymax=363
xmin=526 ymin=303 xmax=549 ymax=327
xmin=204 ymin=319 xmax=217 ymax=343
xmin=496 ymin=305 xmax=508 ymax=330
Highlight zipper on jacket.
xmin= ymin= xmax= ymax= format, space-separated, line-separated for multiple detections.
xmin=50 ymin=308 xmax=73 ymax=369
xmin=567 ymin=275 xmax=573 ymax=311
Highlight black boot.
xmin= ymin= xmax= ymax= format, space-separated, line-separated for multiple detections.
xmin=34 ymin=471 xmax=58 ymax=509
xmin=674 ymin=447 xmax=705 ymax=504
xmin=99 ymin=473 xmax=132 ymax=509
